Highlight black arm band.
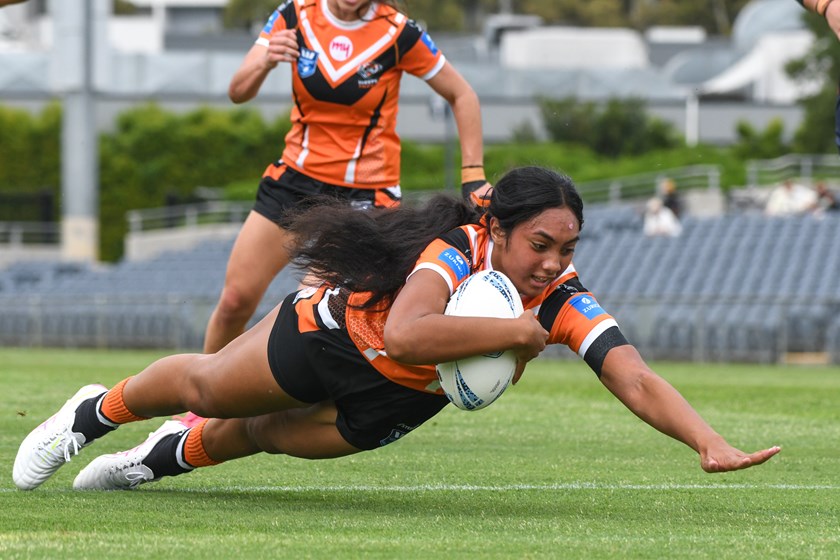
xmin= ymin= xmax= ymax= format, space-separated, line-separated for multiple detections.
xmin=583 ymin=326 xmax=629 ymax=377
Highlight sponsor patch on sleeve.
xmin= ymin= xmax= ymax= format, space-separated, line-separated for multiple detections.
xmin=568 ymin=294 xmax=606 ymax=320
xmin=420 ymin=32 xmax=438 ymax=55
xmin=436 ymin=248 xmax=468 ymax=281
xmin=262 ymin=10 xmax=280 ymax=34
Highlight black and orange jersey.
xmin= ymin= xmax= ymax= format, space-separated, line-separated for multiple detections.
xmin=258 ymin=0 xmax=445 ymax=189
xmin=291 ymin=222 xmax=628 ymax=394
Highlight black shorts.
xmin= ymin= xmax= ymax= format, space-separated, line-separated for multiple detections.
xmin=254 ymin=162 xmax=402 ymax=228
xmin=267 ymin=292 xmax=449 ymax=450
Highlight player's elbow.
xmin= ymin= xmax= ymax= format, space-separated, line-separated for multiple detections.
xmin=228 ymin=87 xmax=248 ymax=104
xmin=451 ymin=83 xmax=479 ymax=109
xmin=227 ymin=79 xmax=254 ymax=104
xmin=383 ymin=323 xmax=416 ymax=363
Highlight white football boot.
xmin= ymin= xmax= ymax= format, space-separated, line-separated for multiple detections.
xmin=13 ymin=384 xmax=109 ymax=490
xmin=73 ymin=420 xmax=188 ymax=490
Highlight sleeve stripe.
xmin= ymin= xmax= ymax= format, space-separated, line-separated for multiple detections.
xmin=420 ymin=55 xmax=446 ymax=81
xmin=409 ymin=262 xmax=455 ymax=293
xmin=465 ymin=224 xmax=479 ymax=247
xmin=577 ymin=318 xmax=618 ymax=358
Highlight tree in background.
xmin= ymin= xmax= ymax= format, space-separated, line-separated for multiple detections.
xmin=540 ymin=96 xmax=679 ymax=158
xmin=786 ymin=11 xmax=840 ymax=153
xmin=732 ymin=119 xmax=788 ymax=160
xmin=224 ymin=0 xmax=472 ymax=31
xmin=223 ymin=0 xmax=278 ymax=30
xmin=627 ymin=0 xmax=751 ymax=35
xmin=222 ymin=0 xmax=752 ymax=34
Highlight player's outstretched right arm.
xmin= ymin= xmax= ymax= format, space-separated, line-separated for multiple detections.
xmin=598 ymin=344 xmax=781 ymax=473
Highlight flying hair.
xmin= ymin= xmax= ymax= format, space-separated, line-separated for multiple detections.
xmin=285 ymin=166 xmax=583 ymax=308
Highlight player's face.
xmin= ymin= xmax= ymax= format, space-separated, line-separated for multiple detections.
xmin=489 ymin=207 xmax=580 ymax=298
xmin=327 ymin=0 xmax=372 ymax=21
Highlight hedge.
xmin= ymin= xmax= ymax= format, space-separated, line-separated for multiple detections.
xmin=0 ymin=103 xmax=749 ymax=262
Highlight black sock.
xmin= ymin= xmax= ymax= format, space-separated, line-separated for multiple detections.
xmin=71 ymin=396 xmax=116 ymax=443
xmin=143 ymin=431 xmax=194 ymax=479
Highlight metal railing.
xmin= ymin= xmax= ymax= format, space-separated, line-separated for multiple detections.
xmin=0 ymin=221 xmax=60 ymax=245
xmin=575 ymin=164 xmax=721 ymax=204
xmin=746 ymin=153 xmax=840 ymax=189
xmin=123 ymin=164 xmax=725 ymax=234
xmin=126 ymin=201 xmax=251 ymax=233
xmin=1 ymin=158 xmax=825 ymax=244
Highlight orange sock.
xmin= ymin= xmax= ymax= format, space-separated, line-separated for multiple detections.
xmin=183 ymin=419 xmax=221 ymax=468
xmin=99 ymin=377 xmax=149 ymax=425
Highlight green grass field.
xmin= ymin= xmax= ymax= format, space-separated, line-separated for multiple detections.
xmin=1 ymin=348 xmax=839 ymax=559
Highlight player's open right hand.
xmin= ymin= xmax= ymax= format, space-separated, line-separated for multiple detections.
xmin=699 ymin=442 xmax=781 ymax=473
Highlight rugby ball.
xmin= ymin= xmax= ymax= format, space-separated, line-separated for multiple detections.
xmin=436 ymin=270 xmax=524 ymax=411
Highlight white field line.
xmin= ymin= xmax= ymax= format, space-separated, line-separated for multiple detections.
xmin=183 ymin=483 xmax=840 ymax=492
xmin=4 ymin=483 xmax=839 ymax=493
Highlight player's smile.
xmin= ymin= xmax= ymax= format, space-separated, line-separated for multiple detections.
xmin=530 ymin=274 xmax=553 ymax=290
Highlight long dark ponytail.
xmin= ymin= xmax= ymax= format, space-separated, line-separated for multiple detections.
xmin=285 ymin=166 xmax=583 ymax=307
xmin=286 ymin=194 xmax=482 ymax=307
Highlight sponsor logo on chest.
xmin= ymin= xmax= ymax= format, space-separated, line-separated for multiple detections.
xmin=329 ymin=35 xmax=353 ymax=62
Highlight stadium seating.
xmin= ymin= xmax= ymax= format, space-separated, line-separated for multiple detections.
xmin=2 ymin=208 xmax=839 ymax=363
xmin=0 ymin=238 xmax=300 ymax=350
xmin=575 ymin=208 xmax=840 ymax=363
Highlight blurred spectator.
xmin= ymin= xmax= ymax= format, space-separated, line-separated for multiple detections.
xmin=643 ymin=197 xmax=682 ymax=237
xmin=812 ymin=180 xmax=840 ymax=214
xmin=765 ymin=179 xmax=817 ymax=216
xmin=660 ymin=178 xmax=683 ymax=219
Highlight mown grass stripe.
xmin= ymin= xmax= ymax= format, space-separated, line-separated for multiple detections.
xmin=5 ymin=483 xmax=840 ymax=493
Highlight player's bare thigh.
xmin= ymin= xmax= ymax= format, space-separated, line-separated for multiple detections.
xmin=252 ymin=403 xmax=360 ymax=459
xmin=201 ymin=403 xmax=359 ymax=461
xmin=192 ymin=302 xmax=310 ymax=418
xmin=223 ymin=210 xmax=294 ymax=297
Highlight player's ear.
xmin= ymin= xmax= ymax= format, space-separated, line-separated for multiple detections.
xmin=489 ymin=218 xmax=506 ymax=244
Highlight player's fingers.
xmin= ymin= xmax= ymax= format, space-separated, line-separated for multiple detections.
xmin=512 ymin=361 xmax=526 ymax=385
xmin=702 ymin=446 xmax=780 ymax=473
xmin=743 ymin=446 xmax=781 ymax=467
xmin=273 ymin=29 xmax=297 ymax=40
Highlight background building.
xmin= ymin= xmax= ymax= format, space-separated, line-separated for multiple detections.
xmin=0 ymin=0 xmax=816 ymax=144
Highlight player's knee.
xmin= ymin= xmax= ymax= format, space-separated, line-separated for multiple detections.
xmin=243 ymin=414 xmax=290 ymax=456
xmin=179 ymin=357 xmax=227 ymax=418
xmin=216 ymin=285 xmax=260 ymax=321
xmin=242 ymin=408 xmax=355 ymax=459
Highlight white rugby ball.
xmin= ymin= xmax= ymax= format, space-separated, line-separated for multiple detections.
xmin=436 ymin=270 xmax=524 ymax=411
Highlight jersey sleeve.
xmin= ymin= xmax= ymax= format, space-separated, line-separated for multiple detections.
xmin=395 ymin=19 xmax=446 ymax=81
xmin=537 ymin=277 xmax=629 ymax=376
xmin=408 ymin=229 xmax=473 ymax=294
xmin=256 ymin=0 xmax=297 ymax=46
